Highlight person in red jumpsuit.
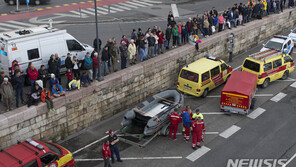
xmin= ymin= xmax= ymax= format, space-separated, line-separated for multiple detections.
xmin=169 ymin=108 xmax=181 ymax=140
xmin=191 ymin=117 xmax=205 ymax=150
xmin=102 ymin=140 xmax=111 ymax=167
xmin=181 ymin=105 xmax=191 ymax=134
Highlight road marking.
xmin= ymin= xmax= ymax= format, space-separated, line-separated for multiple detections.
xmin=200 ymin=112 xmax=225 ymax=115
xmin=0 ymin=22 xmax=25 ymax=29
xmin=233 ymin=65 xmax=242 ymax=71
xmin=207 ymin=94 xmax=274 ymax=98
xmin=45 ymin=7 xmax=52 ymax=9
xmin=76 ymin=156 xmax=183 ymax=161
xmin=97 ymin=6 xmax=117 ymax=13
xmin=276 ymin=78 xmax=296 ymax=82
xmin=72 ymin=135 xmax=108 ymax=155
xmin=142 ymin=0 xmax=162 ymax=4
xmin=247 ymin=107 xmax=266 ymax=119
xmin=290 ymin=81 xmax=296 ymax=88
xmin=125 ymin=1 xmax=147 ymax=7
xmin=112 ymin=4 xmax=132 ymax=10
xmin=176 ymin=132 xmax=219 ymax=135
xmin=87 ymin=8 xmax=108 ymax=15
xmin=7 ymin=21 xmax=35 ymax=27
xmin=270 ymin=92 xmax=287 ymax=102
xmin=219 ymin=125 xmax=241 ymax=139
xmin=80 ymin=9 xmax=96 ymax=15
xmin=69 ymin=10 xmax=88 ymax=17
xmin=186 ymin=146 xmax=211 ymax=162
xmin=119 ymin=2 xmax=139 ymax=8
xmin=132 ymin=0 xmax=153 ymax=6
xmin=283 ymin=153 xmax=296 ymax=167
xmin=37 ymin=8 xmax=43 ymax=11
xmin=0 ymin=26 xmax=11 ymax=31
xmin=109 ymin=6 xmax=125 ymax=12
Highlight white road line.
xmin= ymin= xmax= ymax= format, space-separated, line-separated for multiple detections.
xmin=87 ymin=8 xmax=108 ymax=15
xmin=7 ymin=21 xmax=35 ymax=27
xmin=207 ymin=94 xmax=274 ymax=98
xmin=233 ymin=65 xmax=242 ymax=71
xmin=142 ymin=0 xmax=162 ymax=4
xmin=290 ymin=81 xmax=296 ymax=88
xmin=119 ymin=2 xmax=139 ymax=8
xmin=247 ymin=107 xmax=266 ymax=119
xmin=283 ymin=153 xmax=296 ymax=167
xmin=80 ymin=9 xmax=96 ymax=15
xmin=69 ymin=10 xmax=88 ymax=16
xmin=200 ymin=112 xmax=225 ymax=115
xmin=76 ymin=156 xmax=183 ymax=161
xmin=219 ymin=125 xmax=241 ymax=139
xmin=0 ymin=22 xmax=25 ymax=29
xmin=270 ymin=92 xmax=287 ymax=102
xmin=132 ymin=0 xmax=153 ymax=6
xmin=176 ymin=132 xmax=219 ymax=135
xmin=276 ymin=78 xmax=296 ymax=82
xmin=112 ymin=4 xmax=131 ymax=10
xmin=109 ymin=6 xmax=125 ymax=12
xmin=125 ymin=1 xmax=147 ymax=7
xmin=186 ymin=146 xmax=211 ymax=162
xmin=72 ymin=135 xmax=108 ymax=155
xmin=0 ymin=26 xmax=11 ymax=31
xmin=97 ymin=6 xmax=117 ymax=13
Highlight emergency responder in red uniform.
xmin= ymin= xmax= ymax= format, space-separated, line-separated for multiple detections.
xmin=191 ymin=117 xmax=205 ymax=150
xmin=169 ymin=108 xmax=181 ymax=140
xmin=181 ymin=105 xmax=191 ymax=134
xmin=182 ymin=108 xmax=192 ymax=142
xmin=102 ymin=140 xmax=111 ymax=167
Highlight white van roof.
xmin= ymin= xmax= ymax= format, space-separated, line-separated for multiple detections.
xmin=0 ymin=25 xmax=62 ymax=42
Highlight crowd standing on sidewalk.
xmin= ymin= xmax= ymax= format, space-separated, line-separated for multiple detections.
xmin=0 ymin=0 xmax=294 ymax=113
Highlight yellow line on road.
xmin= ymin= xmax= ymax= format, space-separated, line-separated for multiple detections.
xmin=1 ymin=13 xmax=8 ymax=16
xmin=37 ymin=8 xmax=43 ymax=11
xmin=55 ymin=5 xmax=61 ymax=7
xmin=45 ymin=7 xmax=52 ymax=9
xmin=79 ymin=2 xmax=86 ymax=3
xmin=63 ymin=4 xmax=69 ymax=6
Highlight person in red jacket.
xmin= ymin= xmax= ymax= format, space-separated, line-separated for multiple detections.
xmin=66 ymin=69 xmax=73 ymax=89
xmin=102 ymin=140 xmax=111 ymax=167
xmin=28 ymin=65 xmax=38 ymax=91
xmin=169 ymin=108 xmax=181 ymax=140
xmin=191 ymin=117 xmax=205 ymax=150
xmin=157 ymin=31 xmax=165 ymax=54
xmin=92 ymin=52 xmax=99 ymax=80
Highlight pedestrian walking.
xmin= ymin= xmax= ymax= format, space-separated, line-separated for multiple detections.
xmin=13 ymin=71 xmax=25 ymax=108
xmin=102 ymin=140 xmax=112 ymax=167
xmin=108 ymin=130 xmax=123 ymax=163
xmin=128 ymin=39 xmax=136 ymax=65
xmin=168 ymin=108 xmax=181 ymax=140
xmin=182 ymin=108 xmax=192 ymax=142
xmin=84 ymin=52 xmax=93 ymax=81
xmin=119 ymin=41 xmax=128 ymax=69
xmin=191 ymin=117 xmax=205 ymax=150
xmin=0 ymin=78 xmax=14 ymax=112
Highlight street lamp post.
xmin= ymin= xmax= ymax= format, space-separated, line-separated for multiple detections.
xmin=94 ymin=0 xmax=104 ymax=81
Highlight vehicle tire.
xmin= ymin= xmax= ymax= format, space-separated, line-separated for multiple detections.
xmin=35 ymin=0 xmax=40 ymax=5
xmin=201 ymin=89 xmax=208 ymax=98
xmin=261 ymin=78 xmax=270 ymax=88
xmin=250 ymin=98 xmax=256 ymax=110
xmin=8 ymin=0 xmax=15 ymax=5
xmin=160 ymin=123 xmax=170 ymax=136
xmin=282 ymin=71 xmax=289 ymax=80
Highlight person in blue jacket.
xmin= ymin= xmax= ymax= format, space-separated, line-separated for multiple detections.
xmin=182 ymin=109 xmax=192 ymax=142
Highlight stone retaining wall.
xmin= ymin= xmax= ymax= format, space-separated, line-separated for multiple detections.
xmin=1 ymin=9 xmax=296 ymax=149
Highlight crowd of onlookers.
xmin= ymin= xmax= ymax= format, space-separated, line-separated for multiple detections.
xmin=0 ymin=0 xmax=294 ymax=113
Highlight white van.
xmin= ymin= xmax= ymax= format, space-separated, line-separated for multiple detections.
xmin=0 ymin=25 xmax=94 ymax=76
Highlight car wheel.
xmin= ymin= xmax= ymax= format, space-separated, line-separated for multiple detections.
xmin=35 ymin=0 xmax=40 ymax=5
xmin=261 ymin=78 xmax=270 ymax=88
xmin=282 ymin=71 xmax=289 ymax=80
xmin=201 ymin=89 xmax=208 ymax=98
xmin=8 ymin=0 xmax=15 ymax=5
xmin=250 ymin=98 xmax=256 ymax=110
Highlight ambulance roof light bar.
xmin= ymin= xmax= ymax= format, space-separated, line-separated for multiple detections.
xmin=26 ymin=139 xmax=44 ymax=150
xmin=204 ymin=55 xmax=221 ymax=61
xmin=249 ymin=49 xmax=280 ymax=61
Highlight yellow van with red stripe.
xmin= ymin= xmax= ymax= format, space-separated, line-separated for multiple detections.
xmin=177 ymin=56 xmax=233 ymax=97
xmin=242 ymin=49 xmax=295 ymax=88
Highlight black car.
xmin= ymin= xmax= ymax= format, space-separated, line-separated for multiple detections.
xmin=4 ymin=0 xmax=50 ymax=5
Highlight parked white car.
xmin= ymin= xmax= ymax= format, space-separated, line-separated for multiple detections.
xmin=288 ymin=28 xmax=296 ymax=42
xmin=261 ymin=35 xmax=294 ymax=55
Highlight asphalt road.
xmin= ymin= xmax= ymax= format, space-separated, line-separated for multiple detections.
xmin=57 ymin=33 xmax=296 ymax=167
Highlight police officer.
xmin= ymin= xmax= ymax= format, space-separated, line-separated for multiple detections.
xmin=108 ymin=130 xmax=123 ymax=163
xmin=192 ymin=108 xmax=204 ymax=121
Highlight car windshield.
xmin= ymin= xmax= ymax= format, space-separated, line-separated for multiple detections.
xmin=42 ymin=142 xmax=63 ymax=155
xmin=180 ymin=69 xmax=199 ymax=83
xmin=293 ymin=29 xmax=296 ymax=33
xmin=265 ymin=41 xmax=282 ymax=50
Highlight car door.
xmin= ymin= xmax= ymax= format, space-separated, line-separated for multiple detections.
xmin=220 ymin=63 xmax=229 ymax=81
xmin=210 ymin=66 xmax=223 ymax=90
xmin=272 ymin=58 xmax=283 ymax=81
